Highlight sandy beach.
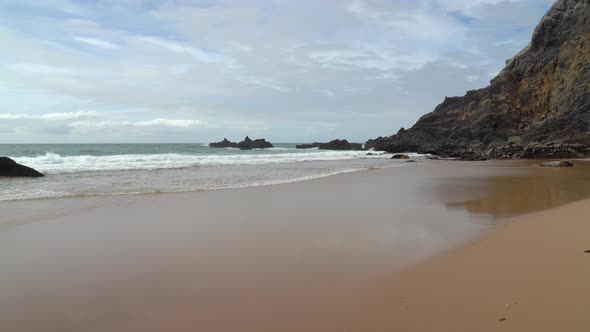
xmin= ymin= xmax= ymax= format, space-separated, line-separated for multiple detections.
xmin=1 ymin=160 xmax=589 ymax=331
xmin=333 ymin=196 xmax=590 ymax=332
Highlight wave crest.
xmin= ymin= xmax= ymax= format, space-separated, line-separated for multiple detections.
xmin=12 ymin=150 xmax=392 ymax=174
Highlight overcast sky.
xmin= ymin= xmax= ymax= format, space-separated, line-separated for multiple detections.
xmin=0 ymin=0 xmax=554 ymax=143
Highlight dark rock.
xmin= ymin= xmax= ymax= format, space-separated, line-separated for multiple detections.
xmin=210 ymin=137 xmax=274 ymax=150
xmin=317 ymin=139 xmax=362 ymax=151
xmin=209 ymin=138 xmax=239 ymax=148
xmin=367 ymin=0 xmax=590 ymax=159
xmin=539 ymin=160 xmax=574 ymax=167
xmin=237 ymin=136 xmax=274 ymax=150
xmin=406 ymin=160 xmax=416 ymax=163
xmin=425 ymin=156 xmax=440 ymax=160
xmin=0 ymin=157 xmax=44 ymax=177
xmin=460 ymin=153 xmax=489 ymax=161
xmin=296 ymin=143 xmax=321 ymax=149
xmin=391 ymin=154 xmax=410 ymax=159
xmin=364 ymin=137 xmax=383 ymax=150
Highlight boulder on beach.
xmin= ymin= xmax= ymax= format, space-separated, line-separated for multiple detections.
xmin=391 ymin=154 xmax=410 ymax=159
xmin=209 ymin=138 xmax=239 ymax=148
xmin=539 ymin=160 xmax=574 ymax=167
xmin=237 ymin=136 xmax=274 ymax=150
xmin=0 ymin=157 xmax=44 ymax=177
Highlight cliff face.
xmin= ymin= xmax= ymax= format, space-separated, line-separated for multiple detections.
xmin=369 ymin=0 xmax=590 ymax=159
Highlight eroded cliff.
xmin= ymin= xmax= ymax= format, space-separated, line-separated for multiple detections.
xmin=369 ymin=0 xmax=590 ymax=159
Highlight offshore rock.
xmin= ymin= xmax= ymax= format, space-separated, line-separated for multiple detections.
xmin=317 ymin=139 xmax=362 ymax=151
xmin=210 ymin=137 xmax=274 ymax=150
xmin=209 ymin=138 xmax=239 ymax=148
xmin=237 ymin=136 xmax=274 ymax=150
xmin=296 ymin=143 xmax=321 ymax=149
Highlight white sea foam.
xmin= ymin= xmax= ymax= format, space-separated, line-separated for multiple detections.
xmin=12 ymin=150 xmax=394 ymax=174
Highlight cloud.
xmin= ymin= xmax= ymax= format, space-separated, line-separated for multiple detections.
xmin=73 ymin=36 xmax=119 ymax=49
xmin=0 ymin=111 xmax=101 ymax=121
xmin=0 ymin=0 xmax=555 ymax=143
xmin=134 ymin=118 xmax=205 ymax=127
xmin=136 ymin=36 xmax=237 ymax=68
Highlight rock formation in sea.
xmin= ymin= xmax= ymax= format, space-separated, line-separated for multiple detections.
xmin=237 ymin=136 xmax=274 ymax=150
xmin=297 ymin=139 xmax=362 ymax=150
xmin=0 ymin=157 xmax=44 ymax=177
xmin=368 ymin=0 xmax=590 ymax=159
xmin=209 ymin=138 xmax=239 ymax=148
xmin=209 ymin=137 xmax=274 ymax=150
xmin=295 ymin=143 xmax=321 ymax=149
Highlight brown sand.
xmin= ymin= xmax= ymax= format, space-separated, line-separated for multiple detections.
xmin=336 ymin=198 xmax=590 ymax=332
xmin=1 ymin=160 xmax=589 ymax=331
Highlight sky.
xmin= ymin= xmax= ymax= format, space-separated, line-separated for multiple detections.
xmin=0 ymin=0 xmax=555 ymax=143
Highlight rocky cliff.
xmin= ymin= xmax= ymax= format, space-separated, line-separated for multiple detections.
xmin=369 ymin=0 xmax=590 ymax=159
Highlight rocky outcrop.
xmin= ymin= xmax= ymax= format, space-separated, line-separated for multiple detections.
xmin=296 ymin=140 xmax=362 ymax=150
xmin=296 ymin=143 xmax=321 ymax=149
xmin=237 ymin=136 xmax=274 ymax=150
xmin=209 ymin=138 xmax=239 ymax=148
xmin=318 ymin=139 xmax=362 ymax=151
xmin=210 ymin=137 xmax=274 ymax=150
xmin=368 ymin=0 xmax=590 ymax=159
xmin=0 ymin=157 xmax=44 ymax=177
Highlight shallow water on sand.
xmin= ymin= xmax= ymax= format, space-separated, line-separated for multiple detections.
xmin=1 ymin=160 xmax=589 ymax=332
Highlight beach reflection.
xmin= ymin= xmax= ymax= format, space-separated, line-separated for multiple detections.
xmin=445 ymin=161 xmax=590 ymax=218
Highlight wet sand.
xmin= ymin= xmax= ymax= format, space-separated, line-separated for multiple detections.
xmin=1 ymin=160 xmax=589 ymax=331
xmin=333 ymin=195 xmax=590 ymax=332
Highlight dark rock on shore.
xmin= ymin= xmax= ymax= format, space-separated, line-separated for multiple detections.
xmin=296 ymin=143 xmax=321 ymax=149
xmin=209 ymin=138 xmax=239 ymax=148
xmin=391 ymin=154 xmax=410 ymax=159
xmin=319 ymin=139 xmax=362 ymax=151
xmin=460 ymin=153 xmax=489 ymax=161
xmin=0 ymin=157 xmax=44 ymax=177
xmin=367 ymin=0 xmax=590 ymax=159
xmin=237 ymin=136 xmax=274 ymax=150
xmin=539 ymin=160 xmax=574 ymax=167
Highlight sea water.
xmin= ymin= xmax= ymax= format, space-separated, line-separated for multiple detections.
xmin=0 ymin=143 xmax=419 ymax=201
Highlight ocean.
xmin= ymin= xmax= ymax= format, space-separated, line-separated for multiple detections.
xmin=0 ymin=143 xmax=420 ymax=201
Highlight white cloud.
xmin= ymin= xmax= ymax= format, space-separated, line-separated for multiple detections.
xmin=134 ymin=119 xmax=204 ymax=127
xmin=0 ymin=111 xmax=101 ymax=121
xmin=68 ymin=118 xmax=205 ymax=130
xmin=136 ymin=36 xmax=237 ymax=69
xmin=73 ymin=36 xmax=118 ymax=49
xmin=0 ymin=0 xmax=555 ymax=143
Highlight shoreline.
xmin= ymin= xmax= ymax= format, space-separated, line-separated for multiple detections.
xmin=0 ymin=161 xmax=404 ymax=203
